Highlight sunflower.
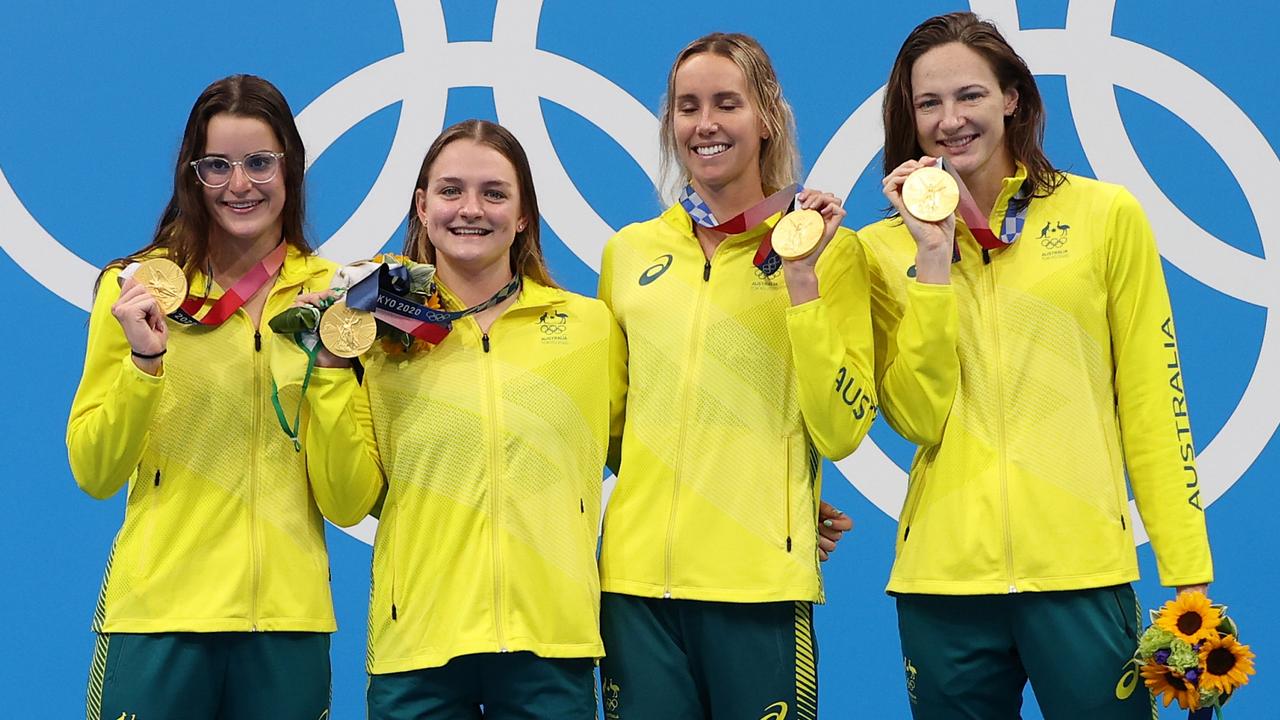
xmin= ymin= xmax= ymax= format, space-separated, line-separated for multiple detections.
xmin=1198 ymin=634 xmax=1256 ymax=695
xmin=1141 ymin=664 xmax=1200 ymax=710
xmin=1155 ymin=592 xmax=1221 ymax=645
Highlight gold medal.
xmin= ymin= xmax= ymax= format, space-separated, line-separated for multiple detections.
xmin=319 ymin=298 xmax=377 ymax=358
xmin=132 ymin=258 xmax=188 ymax=315
xmin=772 ymin=208 xmax=825 ymax=260
xmin=902 ymin=166 xmax=959 ymax=222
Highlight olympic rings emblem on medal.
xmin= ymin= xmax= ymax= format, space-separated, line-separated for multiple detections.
xmin=0 ymin=0 xmax=1273 ymax=546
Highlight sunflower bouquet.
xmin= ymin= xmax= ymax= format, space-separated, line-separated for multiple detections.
xmin=1120 ymin=591 xmax=1255 ymax=718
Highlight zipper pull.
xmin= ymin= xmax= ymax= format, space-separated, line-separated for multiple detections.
xmin=703 ymin=260 xmax=711 ymax=282
xmin=391 ymin=603 xmax=398 ymax=620
xmin=154 ymin=469 xmax=160 ymax=487
xmin=254 ymin=331 xmax=262 ymax=352
xmin=982 ymin=248 xmax=991 ymax=265
xmin=580 ymin=498 xmax=585 ymax=513
xmin=482 ymin=333 xmax=491 ymax=353
xmin=786 ymin=536 xmax=792 ymax=552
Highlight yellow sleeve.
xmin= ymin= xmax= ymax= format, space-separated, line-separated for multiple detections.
xmin=66 ymin=269 xmax=165 ymax=499
xmin=1106 ymin=188 xmax=1213 ymax=586
xmin=784 ymin=229 xmax=877 ymax=460
xmin=599 ymin=237 xmax=628 ymax=475
xmin=864 ymin=237 xmax=959 ymax=446
xmin=304 ymin=365 xmax=385 ymax=527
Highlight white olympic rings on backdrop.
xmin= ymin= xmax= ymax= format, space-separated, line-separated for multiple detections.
xmin=0 ymin=0 xmax=1268 ymax=545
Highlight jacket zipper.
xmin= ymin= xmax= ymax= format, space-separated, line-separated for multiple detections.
xmin=480 ymin=322 xmax=507 ymax=650
xmin=248 ymin=314 xmax=264 ymax=629
xmin=983 ymin=238 xmax=1017 ymax=594
xmin=664 ymin=251 xmax=715 ymax=596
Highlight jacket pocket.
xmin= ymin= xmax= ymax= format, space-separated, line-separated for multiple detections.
xmin=382 ymin=508 xmax=400 ymax=621
xmin=779 ymin=436 xmax=793 ymax=552
xmin=899 ymin=451 xmax=929 ymax=544
xmin=126 ymin=460 xmax=166 ymax=580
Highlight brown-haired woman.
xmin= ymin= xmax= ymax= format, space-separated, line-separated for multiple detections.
xmin=302 ymin=119 xmax=624 ymax=718
xmin=860 ymin=12 xmax=1213 ymax=719
xmin=67 ymin=74 xmax=338 ymax=719
xmin=596 ymin=32 xmax=875 ymax=717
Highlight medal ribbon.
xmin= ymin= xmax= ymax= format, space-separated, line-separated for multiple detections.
xmin=936 ymin=158 xmax=1028 ymax=253
xmin=679 ymin=182 xmax=800 ymax=277
xmin=169 ymin=242 xmax=288 ymax=325
xmin=271 ymin=331 xmax=319 ymax=452
xmin=345 ymin=264 xmax=522 ymax=344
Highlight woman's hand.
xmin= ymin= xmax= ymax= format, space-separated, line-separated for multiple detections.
xmin=817 ymin=500 xmax=853 ymax=562
xmin=112 ymin=279 xmax=168 ymax=375
xmin=294 ymin=290 xmax=352 ymax=369
xmin=883 ymin=156 xmax=956 ymax=284
xmin=782 ymin=189 xmax=848 ymax=304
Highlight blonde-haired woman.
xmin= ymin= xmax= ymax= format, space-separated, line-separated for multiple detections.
xmin=597 ymin=32 xmax=874 ymax=718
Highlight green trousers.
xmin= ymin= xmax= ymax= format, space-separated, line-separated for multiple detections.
xmin=367 ymin=651 xmax=597 ymax=719
xmin=896 ymin=585 xmax=1156 ymax=720
xmin=599 ymin=592 xmax=818 ymax=719
xmin=87 ymin=631 xmax=330 ymax=720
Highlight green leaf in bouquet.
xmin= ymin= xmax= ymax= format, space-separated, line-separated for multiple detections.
xmin=269 ymin=305 xmax=322 ymax=334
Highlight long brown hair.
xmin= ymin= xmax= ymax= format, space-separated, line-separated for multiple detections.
xmin=103 ymin=75 xmax=311 ymax=284
xmin=659 ymin=32 xmax=799 ymax=201
xmin=882 ymin=12 xmax=1064 ymax=208
xmin=402 ymin=119 xmax=557 ymax=289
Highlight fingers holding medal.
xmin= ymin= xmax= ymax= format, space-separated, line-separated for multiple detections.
xmin=883 ymin=156 xmax=958 ymax=224
xmin=901 ymin=166 xmax=959 ymax=222
xmin=778 ymin=189 xmax=846 ymax=264
xmin=130 ymin=259 xmax=188 ymax=315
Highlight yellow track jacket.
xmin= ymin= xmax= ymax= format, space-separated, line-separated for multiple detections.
xmin=304 ymin=279 xmax=625 ymax=674
xmin=860 ymin=169 xmax=1214 ymax=595
xmin=67 ymin=246 xmax=338 ymax=633
xmin=599 ymin=204 xmax=877 ymax=603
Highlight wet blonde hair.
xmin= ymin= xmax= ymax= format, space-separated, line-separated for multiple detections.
xmin=658 ymin=32 xmax=800 ymax=202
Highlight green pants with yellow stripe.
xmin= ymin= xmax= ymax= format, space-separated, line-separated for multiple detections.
xmin=895 ymin=584 xmax=1155 ymax=720
xmin=86 ymin=631 xmax=330 ymax=720
xmin=599 ymin=593 xmax=817 ymax=719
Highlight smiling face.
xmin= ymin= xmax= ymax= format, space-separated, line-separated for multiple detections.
xmin=671 ymin=52 xmax=768 ymax=196
xmin=911 ymin=42 xmax=1018 ymax=186
xmin=200 ymin=113 xmax=286 ymax=249
xmin=415 ymin=139 xmax=524 ymax=279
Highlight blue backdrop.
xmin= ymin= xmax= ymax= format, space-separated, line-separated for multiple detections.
xmin=1 ymin=1 xmax=1274 ymax=716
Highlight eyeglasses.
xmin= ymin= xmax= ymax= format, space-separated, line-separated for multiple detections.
xmin=189 ymin=151 xmax=285 ymax=188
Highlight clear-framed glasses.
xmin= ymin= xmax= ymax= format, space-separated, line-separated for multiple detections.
xmin=189 ymin=151 xmax=285 ymax=188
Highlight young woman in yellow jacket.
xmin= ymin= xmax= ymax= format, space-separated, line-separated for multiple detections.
xmin=596 ymin=33 xmax=873 ymax=718
xmin=302 ymin=119 xmax=624 ymax=719
xmin=67 ymin=75 xmax=338 ymax=720
xmin=859 ymin=12 xmax=1214 ymax=719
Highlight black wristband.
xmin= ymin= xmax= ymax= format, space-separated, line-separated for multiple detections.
xmin=131 ymin=348 xmax=166 ymax=360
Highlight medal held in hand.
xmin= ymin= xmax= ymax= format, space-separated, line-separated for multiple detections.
xmin=318 ymin=298 xmax=377 ymax=358
xmin=130 ymin=258 xmax=188 ymax=315
xmin=771 ymin=209 xmax=825 ymax=261
xmin=902 ymin=165 xmax=959 ymax=222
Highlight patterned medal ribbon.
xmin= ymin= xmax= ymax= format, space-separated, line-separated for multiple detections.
xmin=169 ymin=242 xmax=288 ymax=325
xmin=936 ymin=157 xmax=1028 ymax=255
xmin=679 ymin=182 xmax=800 ymax=277
xmin=345 ymin=264 xmax=522 ymax=344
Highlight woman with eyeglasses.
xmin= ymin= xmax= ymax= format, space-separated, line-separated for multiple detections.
xmin=859 ymin=12 xmax=1213 ymax=718
xmin=595 ymin=32 xmax=875 ymax=717
xmin=301 ymin=119 xmax=623 ymax=718
xmin=67 ymin=74 xmax=338 ymax=720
